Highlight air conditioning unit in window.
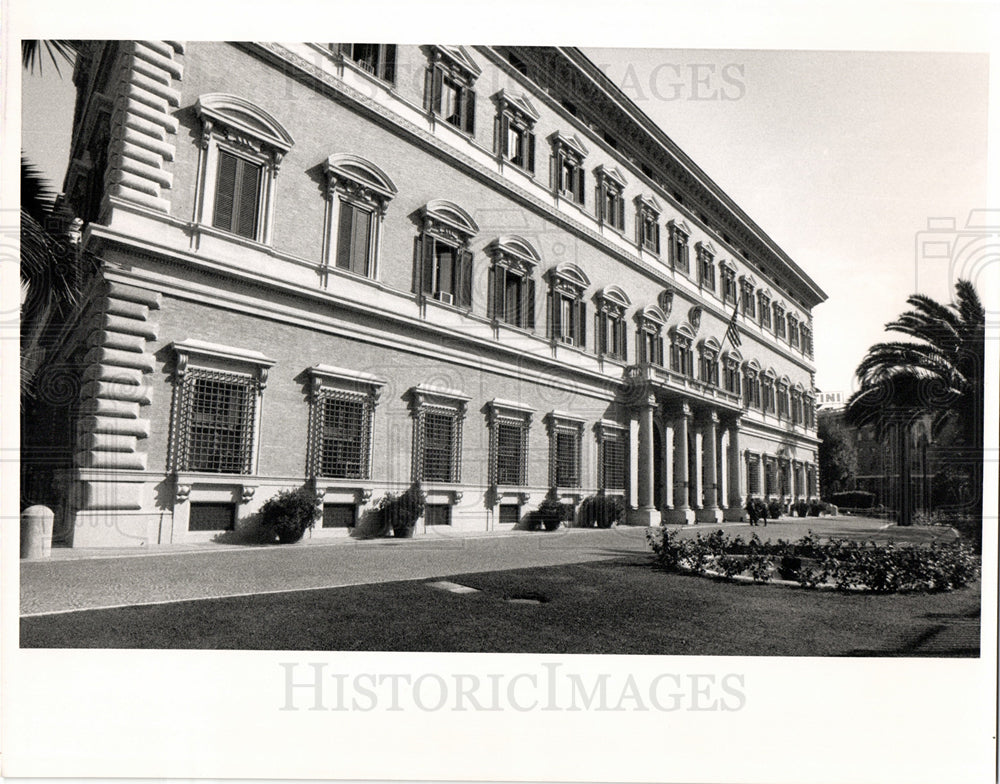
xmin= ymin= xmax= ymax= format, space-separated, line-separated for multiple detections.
xmin=561 ymin=336 xmax=575 ymax=347
xmin=435 ymin=291 xmax=454 ymax=305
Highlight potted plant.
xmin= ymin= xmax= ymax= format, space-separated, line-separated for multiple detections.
xmin=260 ymin=487 xmax=317 ymax=544
xmin=377 ymin=485 xmax=425 ymax=538
xmin=536 ymin=490 xmax=567 ymax=531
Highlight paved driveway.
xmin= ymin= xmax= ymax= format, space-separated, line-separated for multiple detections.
xmin=21 ymin=516 xmax=949 ymax=616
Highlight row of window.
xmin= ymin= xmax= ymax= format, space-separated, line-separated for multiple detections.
xmin=198 ymin=48 xmax=814 ymax=364
xmin=171 ymin=364 xmax=627 ymax=491
xmin=745 ymin=453 xmax=818 ymax=498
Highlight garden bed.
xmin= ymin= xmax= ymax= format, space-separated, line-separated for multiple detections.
xmin=646 ymin=528 xmax=980 ymax=593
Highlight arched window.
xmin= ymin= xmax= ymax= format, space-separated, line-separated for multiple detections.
xmin=194 ymin=94 xmax=294 ymax=244
xmin=487 ymin=236 xmax=540 ymax=330
xmin=723 ymin=349 xmax=743 ymax=395
xmin=698 ymin=337 xmax=721 ymax=387
xmin=636 ymin=305 xmax=666 ymax=366
xmin=596 ymin=286 xmax=631 ymax=361
xmin=743 ymin=360 xmax=762 ymax=409
xmin=547 ymin=263 xmax=590 ymax=348
xmin=417 ymin=200 xmax=479 ymax=308
xmin=323 ymin=154 xmax=397 ymax=281
xmin=669 ymin=324 xmax=696 ymax=377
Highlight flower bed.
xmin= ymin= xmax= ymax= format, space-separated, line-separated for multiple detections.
xmin=645 ymin=529 xmax=980 ymax=593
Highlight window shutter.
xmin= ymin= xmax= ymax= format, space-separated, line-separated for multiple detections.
xmin=213 ymin=151 xmax=238 ymax=232
xmin=526 ymin=278 xmax=536 ymax=329
xmin=351 ymin=207 xmax=371 ymax=275
xmin=654 ymin=223 xmax=661 ymax=255
xmin=421 ymin=233 xmax=435 ymax=295
xmin=576 ymin=167 xmax=585 ymax=204
xmin=335 ymin=201 xmax=353 ymax=270
xmin=499 ymin=114 xmax=509 ymax=158
xmin=382 ymin=45 xmax=397 ymax=83
xmin=464 ymin=88 xmax=476 ymax=135
xmin=235 ymin=158 xmax=261 ymax=239
xmin=487 ymin=265 xmax=497 ymax=319
xmin=576 ymin=300 xmax=587 ymax=348
xmin=458 ymin=249 xmax=473 ymax=308
xmin=549 ymin=290 xmax=559 ymax=340
xmin=526 ymin=131 xmax=535 ymax=173
xmin=617 ymin=197 xmax=625 ymax=231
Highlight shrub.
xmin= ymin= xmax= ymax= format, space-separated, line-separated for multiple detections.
xmin=831 ymin=490 xmax=875 ymax=509
xmin=535 ymin=491 xmax=566 ymax=531
xmin=793 ymin=500 xmax=809 ymax=518
xmin=807 ymin=500 xmax=821 ymax=517
xmin=644 ymin=527 xmax=980 ymax=593
xmin=580 ymin=494 xmax=625 ymax=528
xmin=766 ymin=498 xmax=783 ymax=519
xmin=377 ymin=485 xmax=425 ymax=538
xmin=259 ymin=488 xmax=316 ymax=544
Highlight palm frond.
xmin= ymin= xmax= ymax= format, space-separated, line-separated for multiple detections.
xmin=21 ymin=40 xmax=78 ymax=76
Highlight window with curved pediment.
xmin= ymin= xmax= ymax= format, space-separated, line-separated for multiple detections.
xmin=761 ymin=370 xmax=777 ymax=413
xmin=487 ymin=236 xmax=538 ymax=330
xmin=743 ymin=362 xmax=761 ymax=408
xmin=723 ymin=350 xmax=742 ymax=395
xmin=669 ymin=325 xmax=695 ymax=377
xmin=547 ymin=263 xmax=589 ymax=348
xmin=699 ymin=338 xmax=721 ymax=387
xmin=195 ymin=94 xmax=293 ymax=244
xmin=636 ymin=306 xmax=666 ymax=366
xmin=416 ymin=200 xmax=478 ymax=309
xmin=596 ymin=286 xmax=631 ymax=361
xmin=323 ymin=154 xmax=397 ymax=280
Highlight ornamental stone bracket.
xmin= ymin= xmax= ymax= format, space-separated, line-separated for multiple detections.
xmin=240 ymin=485 xmax=257 ymax=504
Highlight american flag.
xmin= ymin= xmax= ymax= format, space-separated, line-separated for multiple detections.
xmin=724 ymin=300 xmax=741 ymax=348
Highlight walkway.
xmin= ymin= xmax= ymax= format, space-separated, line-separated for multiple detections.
xmin=20 ymin=515 xmax=950 ymax=616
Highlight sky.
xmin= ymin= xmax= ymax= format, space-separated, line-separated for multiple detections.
xmin=18 ymin=44 xmax=993 ymax=397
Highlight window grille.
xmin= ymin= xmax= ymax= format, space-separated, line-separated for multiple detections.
xmin=188 ymin=502 xmax=236 ymax=532
xmin=423 ymin=411 xmax=457 ymax=482
xmin=554 ymin=429 xmax=581 ymax=487
xmin=747 ymin=454 xmax=761 ymax=495
xmin=499 ymin=503 xmax=521 ymax=526
xmin=601 ymin=433 xmax=626 ymax=490
xmin=424 ymin=504 xmax=452 ymax=526
xmin=322 ymin=503 xmax=357 ymax=528
xmin=317 ymin=395 xmax=370 ymax=479
xmin=174 ymin=369 xmax=258 ymax=474
xmin=495 ymin=420 xmax=527 ymax=486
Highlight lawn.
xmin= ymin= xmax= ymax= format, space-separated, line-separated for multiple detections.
xmin=21 ymin=553 xmax=980 ymax=656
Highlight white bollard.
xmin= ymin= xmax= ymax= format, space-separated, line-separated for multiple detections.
xmin=20 ymin=505 xmax=54 ymax=559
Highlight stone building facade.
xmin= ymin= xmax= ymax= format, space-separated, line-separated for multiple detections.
xmin=35 ymin=42 xmax=826 ymax=546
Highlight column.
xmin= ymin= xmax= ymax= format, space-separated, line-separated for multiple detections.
xmin=692 ymin=428 xmax=703 ymax=511
xmin=718 ymin=428 xmax=728 ymax=512
xmin=696 ymin=411 xmax=722 ymax=523
xmin=665 ymin=402 xmax=694 ymax=524
xmin=628 ymin=393 xmax=659 ymax=526
xmin=725 ymin=418 xmax=743 ymax=520
xmin=662 ymin=417 xmax=674 ymax=513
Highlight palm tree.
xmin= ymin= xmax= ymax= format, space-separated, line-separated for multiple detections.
xmin=20 ymin=40 xmax=94 ymax=398
xmin=846 ymin=280 xmax=985 ymax=524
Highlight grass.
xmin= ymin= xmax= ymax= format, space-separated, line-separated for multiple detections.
xmin=21 ymin=554 xmax=980 ymax=655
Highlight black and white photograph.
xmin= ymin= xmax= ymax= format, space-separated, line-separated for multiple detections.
xmin=4 ymin=1 xmax=998 ymax=782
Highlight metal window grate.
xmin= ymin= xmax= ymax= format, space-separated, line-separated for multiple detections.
xmin=424 ymin=504 xmax=452 ymax=526
xmin=496 ymin=420 xmax=527 ymax=486
xmin=320 ymin=396 xmax=367 ymax=479
xmin=555 ymin=429 xmax=580 ymax=487
xmin=188 ymin=502 xmax=236 ymax=532
xmin=423 ymin=410 xmax=457 ymax=482
xmin=322 ymin=503 xmax=356 ymax=528
xmin=601 ymin=435 xmax=626 ymax=490
xmin=175 ymin=370 xmax=257 ymax=474
xmin=747 ymin=454 xmax=761 ymax=495
xmin=499 ymin=503 xmax=521 ymax=526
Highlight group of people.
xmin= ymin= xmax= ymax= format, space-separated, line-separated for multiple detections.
xmin=744 ymin=497 xmax=769 ymax=527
